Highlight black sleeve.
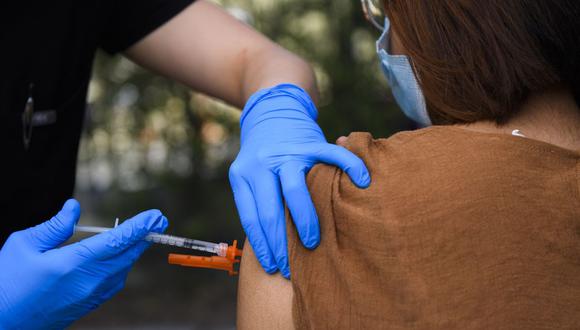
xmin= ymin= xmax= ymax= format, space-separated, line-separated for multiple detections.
xmin=100 ymin=0 xmax=196 ymax=54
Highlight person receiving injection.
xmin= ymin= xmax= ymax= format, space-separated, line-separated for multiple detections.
xmin=0 ymin=199 xmax=168 ymax=329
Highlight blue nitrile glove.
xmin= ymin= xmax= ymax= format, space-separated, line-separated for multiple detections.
xmin=229 ymin=83 xmax=371 ymax=278
xmin=0 ymin=199 xmax=168 ymax=330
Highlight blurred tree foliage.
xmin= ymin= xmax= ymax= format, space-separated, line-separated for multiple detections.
xmin=80 ymin=0 xmax=410 ymax=235
xmin=79 ymin=0 xmax=409 ymax=226
xmin=76 ymin=0 xmax=411 ymax=328
xmin=74 ymin=1 xmax=411 ymax=326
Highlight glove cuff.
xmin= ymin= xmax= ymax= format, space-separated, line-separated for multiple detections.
xmin=240 ymin=83 xmax=318 ymax=129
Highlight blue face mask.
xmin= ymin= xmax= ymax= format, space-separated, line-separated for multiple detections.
xmin=376 ymin=18 xmax=432 ymax=126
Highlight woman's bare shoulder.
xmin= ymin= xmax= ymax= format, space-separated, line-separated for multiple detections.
xmin=237 ymin=240 xmax=295 ymax=330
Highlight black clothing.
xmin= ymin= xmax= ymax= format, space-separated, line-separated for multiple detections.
xmin=0 ymin=0 xmax=195 ymax=244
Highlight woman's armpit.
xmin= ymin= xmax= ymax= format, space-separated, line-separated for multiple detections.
xmin=237 ymin=239 xmax=295 ymax=330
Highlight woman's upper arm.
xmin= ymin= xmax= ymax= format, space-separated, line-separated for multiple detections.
xmin=237 ymin=239 xmax=295 ymax=330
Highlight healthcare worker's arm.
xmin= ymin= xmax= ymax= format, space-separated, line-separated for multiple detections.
xmin=124 ymin=0 xmax=316 ymax=107
xmin=0 ymin=199 xmax=168 ymax=329
xmin=125 ymin=0 xmax=371 ymax=277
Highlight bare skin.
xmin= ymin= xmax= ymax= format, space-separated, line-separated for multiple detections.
xmin=237 ymin=240 xmax=294 ymax=330
xmin=457 ymin=87 xmax=580 ymax=151
xmin=339 ymin=87 xmax=580 ymax=150
xmin=125 ymin=0 xmax=318 ymax=107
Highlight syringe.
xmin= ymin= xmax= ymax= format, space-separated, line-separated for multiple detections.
xmin=75 ymin=221 xmax=229 ymax=257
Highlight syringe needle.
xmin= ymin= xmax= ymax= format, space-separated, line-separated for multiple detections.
xmin=75 ymin=224 xmax=228 ymax=256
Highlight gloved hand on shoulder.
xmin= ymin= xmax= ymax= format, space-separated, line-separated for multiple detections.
xmin=229 ymin=83 xmax=371 ymax=278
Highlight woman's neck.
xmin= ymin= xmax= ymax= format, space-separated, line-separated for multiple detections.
xmin=456 ymin=87 xmax=580 ymax=151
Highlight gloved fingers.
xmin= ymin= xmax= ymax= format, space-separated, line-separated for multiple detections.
xmin=25 ymin=199 xmax=81 ymax=253
xmin=229 ymin=169 xmax=277 ymax=273
xmin=99 ymin=268 xmax=130 ymax=302
xmin=93 ymin=262 xmax=133 ymax=303
xmin=315 ymin=143 xmax=371 ymax=188
xmin=71 ymin=264 xmax=131 ymax=318
xmin=101 ymin=240 xmax=152 ymax=272
xmin=62 ymin=240 xmax=150 ymax=286
xmin=252 ymin=171 xmax=290 ymax=278
xmin=72 ymin=210 xmax=167 ymax=261
xmin=279 ymin=163 xmax=320 ymax=253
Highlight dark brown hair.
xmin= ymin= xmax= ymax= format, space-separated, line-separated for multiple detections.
xmin=383 ymin=0 xmax=580 ymax=124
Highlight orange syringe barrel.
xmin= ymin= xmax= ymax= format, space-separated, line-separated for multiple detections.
xmin=168 ymin=240 xmax=243 ymax=276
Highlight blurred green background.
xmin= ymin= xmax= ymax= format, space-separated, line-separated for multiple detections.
xmin=72 ymin=0 xmax=411 ymax=329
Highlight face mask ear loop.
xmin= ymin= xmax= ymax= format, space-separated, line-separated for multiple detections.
xmin=408 ymin=59 xmax=431 ymax=125
xmin=376 ymin=19 xmax=391 ymax=55
xmin=376 ymin=16 xmax=432 ymax=126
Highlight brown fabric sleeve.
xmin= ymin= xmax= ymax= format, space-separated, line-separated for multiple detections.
xmin=286 ymin=162 xmax=338 ymax=329
xmin=287 ymin=133 xmax=380 ymax=329
xmin=286 ymin=128 xmax=580 ymax=329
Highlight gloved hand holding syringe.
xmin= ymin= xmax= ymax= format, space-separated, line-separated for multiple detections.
xmin=76 ymin=219 xmax=243 ymax=275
